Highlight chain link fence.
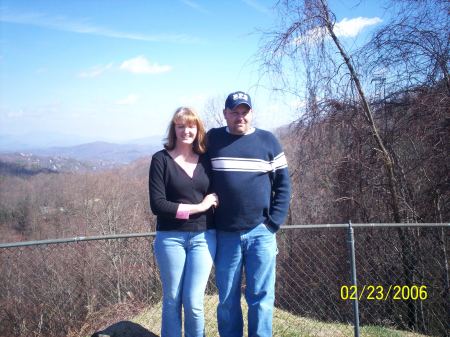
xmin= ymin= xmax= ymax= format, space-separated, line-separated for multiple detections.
xmin=0 ymin=224 xmax=448 ymax=337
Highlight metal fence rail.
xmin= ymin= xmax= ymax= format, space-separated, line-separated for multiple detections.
xmin=0 ymin=223 xmax=448 ymax=337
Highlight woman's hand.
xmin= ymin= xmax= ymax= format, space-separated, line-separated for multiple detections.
xmin=176 ymin=193 xmax=219 ymax=219
xmin=201 ymin=193 xmax=219 ymax=211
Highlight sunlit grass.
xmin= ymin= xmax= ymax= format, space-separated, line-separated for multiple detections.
xmin=130 ymin=295 xmax=431 ymax=337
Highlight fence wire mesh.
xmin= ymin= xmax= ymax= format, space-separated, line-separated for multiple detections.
xmin=0 ymin=225 xmax=448 ymax=337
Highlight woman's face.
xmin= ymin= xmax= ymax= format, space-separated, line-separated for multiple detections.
xmin=174 ymin=120 xmax=198 ymax=146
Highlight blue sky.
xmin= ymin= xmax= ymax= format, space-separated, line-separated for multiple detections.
xmin=0 ymin=0 xmax=386 ymax=145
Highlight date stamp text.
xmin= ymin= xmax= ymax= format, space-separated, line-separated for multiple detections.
xmin=340 ymin=285 xmax=428 ymax=301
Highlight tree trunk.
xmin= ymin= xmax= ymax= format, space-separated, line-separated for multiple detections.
xmin=318 ymin=0 xmax=419 ymax=328
xmin=321 ymin=3 xmax=402 ymax=223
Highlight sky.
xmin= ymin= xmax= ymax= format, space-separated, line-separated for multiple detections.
xmin=0 ymin=0 xmax=387 ymax=146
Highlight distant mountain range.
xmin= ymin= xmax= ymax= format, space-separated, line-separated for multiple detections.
xmin=0 ymin=125 xmax=290 ymax=175
xmin=30 ymin=141 xmax=160 ymax=164
xmin=0 ymin=132 xmax=95 ymax=152
xmin=0 ymin=136 xmax=164 ymax=173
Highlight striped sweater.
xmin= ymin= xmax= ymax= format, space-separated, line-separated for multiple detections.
xmin=207 ymin=127 xmax=291 ymax=232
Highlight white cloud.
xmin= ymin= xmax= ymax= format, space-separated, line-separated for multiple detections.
xmin=294 ymin=16 xmax=382 ymax=45
xmin=116 ymin=94 xmax=139 ymax=105
xmin=0 ymin=10 xmax=202 ymax=44
xmin=78 ymin=63 xmax=113 ymax=78
xmin=79 ymin=57 xmax=171 ymax=77
xmin=120 ymin=56 xmax=172 ymax=74
xmin=335 ymin=17 xmax=382 ymax=38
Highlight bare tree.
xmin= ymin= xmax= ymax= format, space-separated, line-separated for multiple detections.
xmin=361 ymin=0 xmax=449 ymax=95
xmin=201 ymin=95 xmax=226 ymax=130
xmin=260 ymin=1 xmax=449 ymax=332
xmin=260 ymin=0 xmax=402 ymax=221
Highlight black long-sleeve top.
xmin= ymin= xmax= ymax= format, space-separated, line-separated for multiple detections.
xmin=149 ymin=149 xmax=214 ymax=231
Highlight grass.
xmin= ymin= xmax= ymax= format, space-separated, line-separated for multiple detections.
xmin=129 ymin=295 xmax=432 ymax=337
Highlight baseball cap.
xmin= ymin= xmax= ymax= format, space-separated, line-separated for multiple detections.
xmin=225 ymin=91 xmax=252 ymax=110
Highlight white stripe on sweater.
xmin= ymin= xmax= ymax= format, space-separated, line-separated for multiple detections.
xmin=211 ymin=153 xmax=287 ymax=172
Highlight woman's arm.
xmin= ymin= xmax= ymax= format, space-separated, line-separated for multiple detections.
xmin=176 ymin=193 xmax=218 ymax=219
xmin=149 ymin=154 xmax=179 ymax=217
xmin=149 ymin=153 xmax=218 ymax=219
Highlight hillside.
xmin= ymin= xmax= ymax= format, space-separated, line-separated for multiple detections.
xmin=0 ymin=153 xmax=95 ymax=174
xmin=0 ymin=139 xmax=160 ymax=174
xmin=31 ymin=141 xmax=159 ymax=165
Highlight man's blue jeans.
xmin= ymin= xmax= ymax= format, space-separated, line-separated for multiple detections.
xmin=154 ymin=230 xmax=216 ymax=337
xmin=215 ymin=223 xmax=277 ymax=337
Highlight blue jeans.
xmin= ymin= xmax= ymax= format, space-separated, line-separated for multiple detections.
xmin=154 ymin=230 xmax=216 ymax=337
xmin=215 ymin=223 xmax=277 ymax=337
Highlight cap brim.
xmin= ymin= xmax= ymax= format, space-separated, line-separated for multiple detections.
xmin=227 ymin=101 xmax=252 ymax=110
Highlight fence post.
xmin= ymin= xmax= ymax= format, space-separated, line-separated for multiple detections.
xmin=347 ymin=220 xmax=360 ymax=337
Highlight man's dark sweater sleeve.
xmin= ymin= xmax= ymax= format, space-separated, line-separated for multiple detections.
xmin=267 ymin=166 xmax=291 ymax=231
xmin=149 ymin=154 xmax=179 ymax=218
xmin=267 ymin=140 xmax=291 ymax=231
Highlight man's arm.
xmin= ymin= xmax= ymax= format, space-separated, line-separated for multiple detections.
xmin=267 ymin=140 xmax=291 ymax=231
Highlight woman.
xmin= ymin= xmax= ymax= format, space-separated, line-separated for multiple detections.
xmin=149 ymin=107 xmax=218 ymax=337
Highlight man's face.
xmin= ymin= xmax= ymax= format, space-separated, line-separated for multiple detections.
xmin=223 ymin=104 xmax=253 ymax=135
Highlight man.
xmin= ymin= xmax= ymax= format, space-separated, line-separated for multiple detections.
xmin=207 ymin=91 xmax=291 ymax=337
